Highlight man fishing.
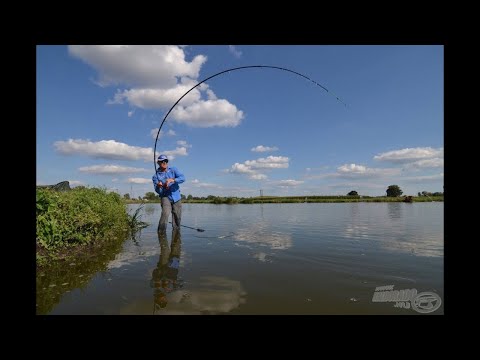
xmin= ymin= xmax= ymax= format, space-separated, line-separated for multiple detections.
xmin=152 ymin=154 xmax=185 ymax=232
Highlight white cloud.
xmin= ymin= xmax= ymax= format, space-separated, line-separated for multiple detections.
xmin=374 ymin=147 xmax=443 ymax=163
xmin=127 ymin=110 xmax=134 ymax=117
xmin=188 ymin=179 xmax=220 ymax=188
xmin=405 ymin=158 xmax=444 ymax=169
xmin=160 ymin=146 xmax=189 ymax=160
xmin=206 ymin=89 xmax=217 ymax=100
xmin=150 ymin=128 xmax=176 ymax=140
xmin=251 ymin=145 xmax=279 ymax=153
xmin=338 ymin=163 xmax=368 ymax=174
xmin=336 ymin=163 xmax=400 ymax=179
xmin=68 ymin=45 xmax=206 ymax=88
xmin=172 ymin=99 xmax=244 ymax=127
xmin=228 ymin=156 xmax=289 ymax=173
xmin=328 ymin=182 xmax=387 ymax=190
xmin=54 ymin=138 xmax=188 ymax=162
xmin=78 ymin=165 xmax=149 ymax=175
xmin=54 ymin=139 xmax=153 ymax=161
xmin=228 ymin=163 xmax=254 ymax=175
xmin=108 ymin=84 xmax=202 ymax=109
xmin=402 ymin=173 xmax=444 ymax=182
xmin=245 ymin=156 xmax=289 ymax=170
xmin=250 ymin=174 xmax=268 ymax=180
xmin=69 ymin=45 xmax=246 ymax=129
xmin=228 ymin=45 xmax=242 ymax=58
xmin=150 ymin=128 xmax=159 ymax=139
xmin=226 ymin=156 xmax=289 ymax=181
xmin=176 ymin=140 xmax=191 ymax=147
xmin=127 ymin=177 xmax=152 ymax=184
xmin=273 ymin=179 xmax=304 ymax=187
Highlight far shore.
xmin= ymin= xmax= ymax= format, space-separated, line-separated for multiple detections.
xmin=126 ymin=195 xmax=444 ymax=205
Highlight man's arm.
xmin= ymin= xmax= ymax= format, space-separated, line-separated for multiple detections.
xmin=152 ymin=174 xmax=164 ymax=195
xmin=165 ymin=168 xmax=185 ymax=187
xmin=173 ymin=168 xmax=185 ymax=184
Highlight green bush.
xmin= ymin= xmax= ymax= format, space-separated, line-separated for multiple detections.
xmin=36 ymin=187 xmax=129 ymax=251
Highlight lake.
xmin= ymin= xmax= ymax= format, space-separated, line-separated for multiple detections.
xmin=36 ymin=202 xmax=444 ymax=315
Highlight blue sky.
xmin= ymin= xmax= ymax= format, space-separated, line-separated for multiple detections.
xmin=37 ymin=45 xmax=443 ymax=198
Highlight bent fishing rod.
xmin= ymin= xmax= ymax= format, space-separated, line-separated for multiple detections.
xmin=153 ymin=65 xmax=347 ymax=173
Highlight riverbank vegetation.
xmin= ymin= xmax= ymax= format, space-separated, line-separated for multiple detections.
xmin=36 ymin=187 xmax=148 ymax=267
xmin=125 ymin=184 xmax=443 ymax=204
xmin=126 ymin=194 xmax=443 ymax=204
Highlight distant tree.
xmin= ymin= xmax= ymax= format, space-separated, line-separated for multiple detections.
xmin=187 ymin=194 xmax=193 ymax=200
xmin=386 ymin=185 xmax=403 ymax=197
xmin=138 ymin=196 xmax=142 ymax=201
xmin=124 ymin=193 xmax=130 ymax=200
xmin=418 ymin=192 xmax=422 ymax=197
xmin=347 ymin=191 xmax=358 ymax=196
xmin=144 ymin=192 xmax=157 ymax=201
xmin=181 ymin=194 xmax=186 ymax=200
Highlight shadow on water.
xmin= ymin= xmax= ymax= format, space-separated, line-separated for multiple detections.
xmin=151 ymin=229 xmax=183 ymax=314
xmin=36 ymin=234 xmax=129 ymax=315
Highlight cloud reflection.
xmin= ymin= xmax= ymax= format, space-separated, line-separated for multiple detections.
xmin=121 ymin=276 xmax=246 ymax=315
xmin=107 ymin=246 xmax=159 ymax=269
xmin=233 ymin=222 xmax=293 ymax=250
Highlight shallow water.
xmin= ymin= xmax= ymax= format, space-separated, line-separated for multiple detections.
xmin=37 ymin=202 xmax=443 ymax=315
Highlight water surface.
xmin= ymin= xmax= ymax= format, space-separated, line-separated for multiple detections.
xmin=37 ymin=202 xmax=443 ymax=315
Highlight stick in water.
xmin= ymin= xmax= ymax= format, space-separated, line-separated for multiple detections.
xmin=169 ymin=222 xmax=205 ymax=232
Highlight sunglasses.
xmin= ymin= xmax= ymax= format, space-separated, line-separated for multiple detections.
xmin=158 ymin=160 xmax=168 ymax=164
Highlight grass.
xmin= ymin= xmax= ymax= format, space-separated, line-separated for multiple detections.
xmin=36 ymin=187 xmax=150 ymax=266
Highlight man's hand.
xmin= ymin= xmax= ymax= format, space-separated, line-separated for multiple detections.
xmin=165 ymin=178 xmax=175 ymax=187
xmin=157 ymin=181 xmax=163 ymax=188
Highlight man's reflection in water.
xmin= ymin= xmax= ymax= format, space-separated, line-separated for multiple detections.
xmin=151 ymin=228 xmax=182 ymax=313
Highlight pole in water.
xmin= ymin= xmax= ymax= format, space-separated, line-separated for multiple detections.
xmin=169 ymin=222 xmax=205 ymax=232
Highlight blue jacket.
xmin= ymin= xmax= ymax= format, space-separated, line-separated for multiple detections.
xmin=152 ymin=166 xmax=185 ymax=203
